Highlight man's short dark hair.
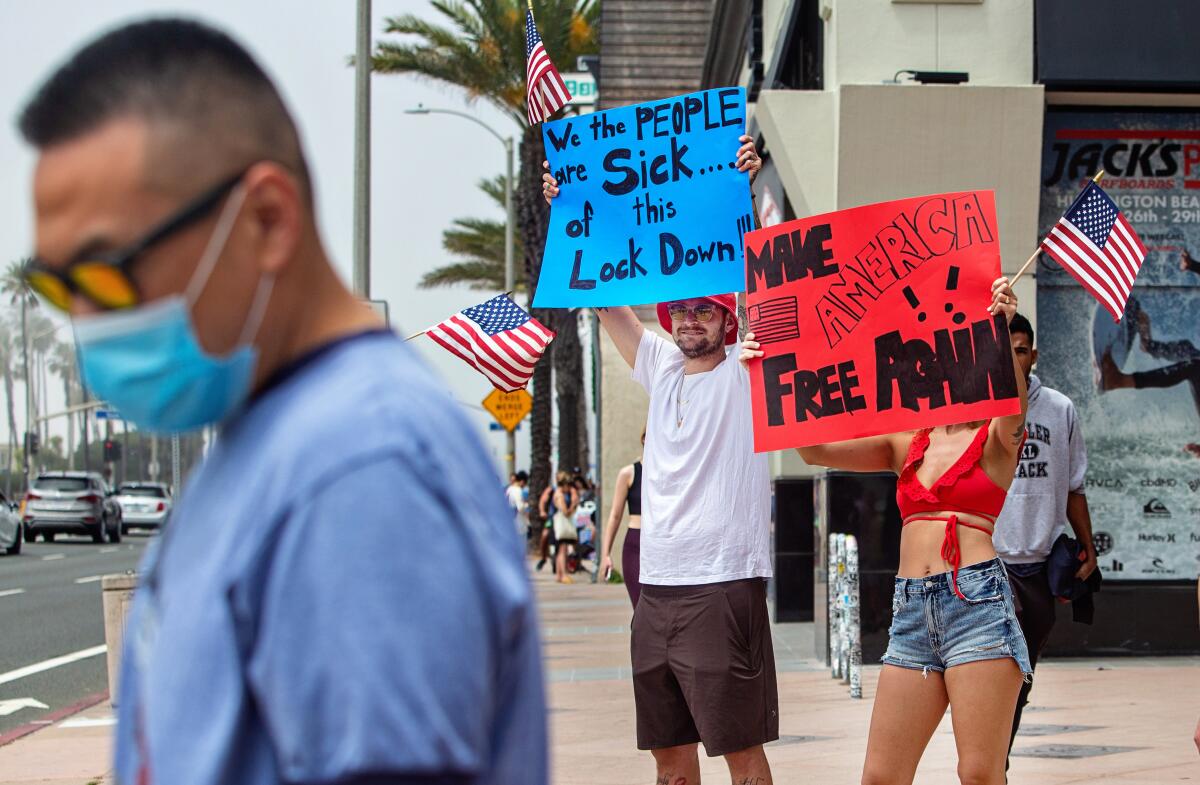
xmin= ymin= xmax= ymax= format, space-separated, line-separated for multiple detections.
xmin=1009 ymin=312 xmax=1034 ymax=346
xmin=19 ymin=17 xmax=312 ymax=202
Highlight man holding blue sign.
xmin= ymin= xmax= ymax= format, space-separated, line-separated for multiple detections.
xmin=543 ymin=128 xmax=779 ymax=784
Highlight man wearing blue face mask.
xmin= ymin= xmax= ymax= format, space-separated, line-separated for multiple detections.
xmin=19 ymin=18 xmax=546 ymax=785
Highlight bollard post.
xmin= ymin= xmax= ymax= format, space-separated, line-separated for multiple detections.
xmin=831 ymin=534 xmax=848 ymax=679
xmin=102 ymin=573 xmax=137 ymax=707
xmin=846 ymin=535 xmax=862 ymax=699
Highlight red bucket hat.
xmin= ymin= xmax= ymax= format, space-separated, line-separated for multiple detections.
xmin=656 ymin=294 xmax=740 ymax=345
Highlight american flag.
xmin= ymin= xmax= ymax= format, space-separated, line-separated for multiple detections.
xmin=748 ymin=296 xmax=800 ymax=344
xmin=525 ymin=7 xmax=571 ymax=125
xmin=425 ymin=294 xmax=555 ymax=392
xmin=1040 ymin=182 xmax=1147 ymax=322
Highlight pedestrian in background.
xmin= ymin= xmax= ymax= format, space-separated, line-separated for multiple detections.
xmin=506 ymin=470 xmax=530 ymax=540
xmin=994 ymin=313 xmax=1097 ymax=770
xmin=600 ymin=428 xmax=645 ymax=608
xmin=18 ymin=18 xmax=545 ymax=784
xmin=551 ymin=470 xmax=579 ymax=584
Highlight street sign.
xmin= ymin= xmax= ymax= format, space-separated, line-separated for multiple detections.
xmin=95 ymin=409 xmax=121 ymax=420
xmin=482 ymin=389 xmax=532 ymax=433
xmin=488 ymin=422 xmax=522 ymax=432
xmin=563 ymin=71 xmax=596 ymax=106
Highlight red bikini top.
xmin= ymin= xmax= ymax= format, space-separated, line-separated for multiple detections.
xmin=896 ymin=422 xmax=1009 ymax=521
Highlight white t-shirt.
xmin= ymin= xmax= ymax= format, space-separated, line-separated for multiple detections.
xmin=505 ymin=484 xmax=528 ymax=535
xmin=632 ymin=330 xmax=772 ymax=585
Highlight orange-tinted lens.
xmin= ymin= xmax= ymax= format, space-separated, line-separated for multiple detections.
xmin=25 ymin=270 xmax=72 ymax=311
xmin=70 ymin=262 xmax=138 ymax=310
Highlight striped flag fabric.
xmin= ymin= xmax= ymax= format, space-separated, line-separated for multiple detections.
xmin=525 ymin=7 xmax=571 ymax=125
xmin=425 ymin=294 xmax=555 ymax=392
xmin=1040 ymin=182 xmax=1147 ymax=322
xmin=748 ymin=296 xmax=800 ymax=344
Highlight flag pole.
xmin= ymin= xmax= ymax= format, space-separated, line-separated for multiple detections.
xmin=1011 ymin=169 xmax=1106 ymax=287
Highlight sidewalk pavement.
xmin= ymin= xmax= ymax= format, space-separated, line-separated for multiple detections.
xmin=1 ymin=561 xmax=1196 ymax=784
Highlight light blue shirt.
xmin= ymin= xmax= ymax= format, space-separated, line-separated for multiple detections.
xmin=114 ymin=332 xmax=546 ymax=785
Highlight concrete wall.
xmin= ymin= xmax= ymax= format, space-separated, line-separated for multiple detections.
xmin=822 ymin=0 xmax=1034 ymax=87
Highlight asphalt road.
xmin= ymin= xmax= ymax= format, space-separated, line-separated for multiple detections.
xmin=0 ymin=532 xmax=149 ymax=736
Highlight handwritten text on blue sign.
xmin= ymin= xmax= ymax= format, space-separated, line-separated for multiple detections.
xmin=533 ymin=87 xmax=753 ymax=307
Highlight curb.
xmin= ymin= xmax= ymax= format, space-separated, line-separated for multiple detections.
xmin=0 ymin=691 xmax=109 ymax=748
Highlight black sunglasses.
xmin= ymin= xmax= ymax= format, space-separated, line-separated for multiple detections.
xmin=24 ymin=169 xmax=248 ymax=311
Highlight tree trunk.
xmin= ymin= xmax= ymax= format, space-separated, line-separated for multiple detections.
xmin=553 ymin=310 xmax=583 ymax=474
xmin=4 ymin=367 xmax=15 ymax=499
xmin=518 ymin=125 xmax=554 ymax=523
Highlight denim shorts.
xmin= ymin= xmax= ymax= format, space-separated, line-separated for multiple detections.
xmin=881 ymin=558 xmax=1032 ymax=678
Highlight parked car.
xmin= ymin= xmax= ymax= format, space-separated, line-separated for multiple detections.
xmin=23 ymin=472 xmax=122 ymax=544
xmin=115 ymin=482 xmax=172 ymax=534
xmin=0 ymin=491 xmax=21 ymax=555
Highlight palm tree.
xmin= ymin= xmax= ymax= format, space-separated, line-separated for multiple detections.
xmin=374 ymin=0 xmax=599 ymax=509
xmin=419 ymin=175 xmax=528 ymax=292
xmin=2 ymin=261 xmax=37 ymax=489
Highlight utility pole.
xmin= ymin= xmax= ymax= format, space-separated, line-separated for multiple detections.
xmin=20 ymin=296 xmax=31 ymax=492
xmin=353 ymin=0 xmax=372 ymax=298
xmin=504 ymin=135 xmax=517 ymax=479
xmin=170 ymin=435 xmax=181 ymax=498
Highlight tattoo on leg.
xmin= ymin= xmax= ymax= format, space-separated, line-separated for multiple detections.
xmin=735 ymin=778 xmax=765 ymax=785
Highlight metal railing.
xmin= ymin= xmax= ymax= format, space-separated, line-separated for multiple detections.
xmin=828 ymin=533 xmax=862 ymax=698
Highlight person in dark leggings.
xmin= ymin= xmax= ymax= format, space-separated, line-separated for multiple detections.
xmin=600 ymin=430 xmax=645 ymax=608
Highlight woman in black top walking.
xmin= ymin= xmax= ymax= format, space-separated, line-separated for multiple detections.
xmin=600 ymin=430 xmax=644 ymax=607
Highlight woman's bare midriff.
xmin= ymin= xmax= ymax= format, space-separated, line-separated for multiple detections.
xmin=628 ymin=514 xmax=641 ymax=531
xmin=898 ymin=509 xmax=998 ymax=578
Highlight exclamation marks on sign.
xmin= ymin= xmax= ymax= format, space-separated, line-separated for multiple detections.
xmin=903 ymin=285 xmax=926 ymax=323
xmin=944 ymin=265 xmax=966 ymax=325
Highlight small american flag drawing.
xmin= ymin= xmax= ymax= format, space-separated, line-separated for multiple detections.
xmin=525 ymin=7 xmax=571 ymax=125
xmin=748 ymin=296 xmax=800 ymax=344
xmin=1040 ymin=182 xmax=1147 ymax=322
xmin=425 ymin=294 xmax=555 ymax=392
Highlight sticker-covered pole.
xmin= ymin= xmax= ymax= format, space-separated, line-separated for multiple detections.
xmin=846 ymin=534 xmax=862 ymax=699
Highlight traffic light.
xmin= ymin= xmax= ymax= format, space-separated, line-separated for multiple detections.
xmin=23 ymin=431 xmax=39 ymax=456
xmin=103 ymin=440 xmax=122 ymax=462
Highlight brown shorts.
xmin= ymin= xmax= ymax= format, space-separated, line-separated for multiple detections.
xmin=631 ymin=578 xmax=779 ymax=757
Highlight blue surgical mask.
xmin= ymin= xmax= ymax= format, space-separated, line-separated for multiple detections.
xmin=73 ymin=187 xmax=275 ymax=433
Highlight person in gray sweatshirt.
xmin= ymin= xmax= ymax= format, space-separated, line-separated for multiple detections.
xmin=994 ymin=313 xmax=1098 ymax=766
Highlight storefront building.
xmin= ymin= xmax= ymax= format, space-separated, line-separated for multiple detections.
xmin=698 ymin=0 xmax=1200 ymax=655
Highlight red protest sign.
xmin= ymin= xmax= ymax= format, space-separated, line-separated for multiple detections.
xmin=744 ymin=191 xmax=1021 ymax=452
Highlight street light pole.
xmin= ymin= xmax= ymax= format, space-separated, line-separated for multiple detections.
xmin=503 ymin=136 xmax=517 ymax=478
xmin=353 ymin=0 xmax=372 ymax=298
xmin=405 ymin=105 xmax=518 ymax=477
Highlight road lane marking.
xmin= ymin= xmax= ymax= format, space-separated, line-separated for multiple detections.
xmin=0 ymin=645 xmax=107 ymax=687
xmin=58 ymin=720 xmax=115 ymax=729
xmin=0 ymin=698 xmax=49 ymax=716
xmin=99 ymin=547 xmax=117 ymax=554
xmin=0 ymin=588 xmax=25 ymax=598
xmin=41 ymin=554 xmax=65 ymax=561
xmin=74 ymin=575 xmax=103 ymax=584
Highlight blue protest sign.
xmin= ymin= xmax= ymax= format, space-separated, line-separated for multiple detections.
xmin=533 ymin=87 xmax=754 ymax=308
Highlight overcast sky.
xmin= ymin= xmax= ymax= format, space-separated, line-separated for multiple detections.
xmin=0 ymin=1 xmax=530 ymax=473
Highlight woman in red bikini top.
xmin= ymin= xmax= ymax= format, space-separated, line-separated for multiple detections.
xmin=742 ymin=276 xmax=1028 ymax=785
